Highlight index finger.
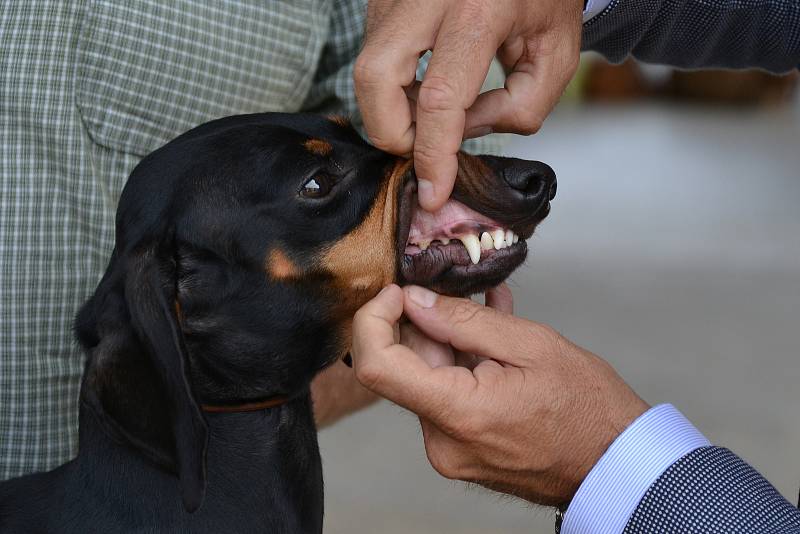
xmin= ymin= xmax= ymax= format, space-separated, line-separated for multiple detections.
xmin=413 ymin=12 xmax=499 ymax=212
xmin=354 ymin=5 xmax=442 ymax=155
xmin=351 ymin=285 xmax=475 ymax=419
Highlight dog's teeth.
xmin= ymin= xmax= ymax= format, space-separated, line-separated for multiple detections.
xmin=459 ymin=234 xmax=481 ymax=265
xmin=418 ymin=240 xmax=431 ymax=251
xmin=492 ymin=229 xmax=505 ymax=250
xmin=480 ymin=232 xmax=494 ymax=251
xmin=513 ymin=233 xmax=519 ymax=244
xmin=440 ymin=238 xmax=450 ymax=245
xmin=505 ymin=229 xmax=514 ymax=247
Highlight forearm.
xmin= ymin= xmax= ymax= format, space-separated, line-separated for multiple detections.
xmin=583 ymin=0 xmax=800 ymax=73
xmin=311 ymin=359 xmax=379 ymax=428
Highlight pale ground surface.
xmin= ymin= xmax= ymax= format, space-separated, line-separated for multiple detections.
xmin=320 ymin=101 xmax=800 ymax=534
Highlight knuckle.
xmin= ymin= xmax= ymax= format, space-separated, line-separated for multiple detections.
xmin=353 ymin=53 xmax=383 ymax=87
xmin=351 ymin=308 xmax=372 ymax=332
xmin=354 ymin=361 xmax=384 ymax=390
xmin=368 ymin=133 xmax=399 ymax=153
xmin=352 ymin=307 xmax=367 ymax=324
xmin=427 ymin=446 xmax=461 ymax=479
xmin=511 ymin=110 xmax=543 ymax=135
xmin=417 ymin=76 xmax=462 ymax=113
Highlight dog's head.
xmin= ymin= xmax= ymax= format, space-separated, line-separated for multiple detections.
xmin=75 ymin=113 xmax=555 ymax=511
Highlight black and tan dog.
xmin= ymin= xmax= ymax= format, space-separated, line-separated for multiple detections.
xmin=0 ymin=113 xmax=555 ymax=533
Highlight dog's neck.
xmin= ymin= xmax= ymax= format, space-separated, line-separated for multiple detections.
xmin=73 ymin=394 xmax=323 ymax=532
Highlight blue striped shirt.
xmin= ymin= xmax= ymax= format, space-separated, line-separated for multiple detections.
xmin=561 ymin=404 xmax=710 ymax=533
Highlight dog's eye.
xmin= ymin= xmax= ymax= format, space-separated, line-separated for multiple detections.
xmin=300 ymin=174 xmax=333 ymax=198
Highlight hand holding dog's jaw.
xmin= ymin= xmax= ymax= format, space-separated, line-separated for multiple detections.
xmin=351 ymin=284 xmax=650 ymax=506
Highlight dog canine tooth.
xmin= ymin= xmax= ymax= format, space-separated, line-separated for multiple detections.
xmin=513 ymin=233 xmax=519 ymax=244
xmin=492 ymin=229 xmax=505 ymax=250
xmin=480 ymin=232 xmax=493 ymax=251
xmin=440 ymin=237 xmax=450 ymax=245
xmin=505 ymin=229 xmax=514 ymax=247
xmin=419 ymin=240 xmax=431 ymax=251
xmin=458 ymin=234 xmax=482 ymax=265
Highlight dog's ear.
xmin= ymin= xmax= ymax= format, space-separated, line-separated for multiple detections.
xmin=80 ymin=245 xmax=208 ymax=512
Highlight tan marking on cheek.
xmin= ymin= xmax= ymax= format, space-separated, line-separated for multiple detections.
xmin=303 ymin=138 xmax=333 ymax=156
xmin=267 ymin=248 xmax=300 ymax=281
xmin=321 ymin=159 xmax=412 ymax=317
xmin=327 ymin=115 xmax=350 ymax=128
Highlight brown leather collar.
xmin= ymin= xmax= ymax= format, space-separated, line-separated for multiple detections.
xmin=201 ymin=396 xmax=288 ymax=414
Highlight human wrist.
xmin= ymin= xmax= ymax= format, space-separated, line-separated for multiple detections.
xmin=311 ymin=360 xmax=378 ymax=428
xmin=554 ymin=396 xmax=651 ymax=505
xmin=560 ymin=405 xmax=711 ymax=533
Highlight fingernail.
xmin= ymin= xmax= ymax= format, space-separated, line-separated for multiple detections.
xmin=378 ymin=285 xmax=392 ymax=296
xmin=406 ymin=285 xmax=437 ymax=308
xmin=417 ymin=179 xmax=434 ymax=206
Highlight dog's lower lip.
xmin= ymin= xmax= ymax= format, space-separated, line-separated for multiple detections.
xmin=398 ymin=239 xmax=527 ymax=289
xmin=394 ymin=168 xmax=532 ymax=294
xmin=404 ymin=239 xmax=522 ymax=265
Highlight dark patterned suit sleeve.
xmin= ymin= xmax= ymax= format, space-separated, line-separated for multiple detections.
xmin=582 ymin=0 xmax=800 ymax=73
xmin=624 ymin=446 xmax=800 ymax=533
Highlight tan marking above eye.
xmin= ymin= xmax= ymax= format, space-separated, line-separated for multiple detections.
xmin=327 ymin=115 xmax=350 ymax=128
xmin=267 ymin=248 xmax=300 ymax=281
xmin=303 ymin=138 xmax=333 ymax=156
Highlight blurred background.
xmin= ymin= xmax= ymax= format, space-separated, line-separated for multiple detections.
xmin=321 ymin=56 xmax=800 ymax=533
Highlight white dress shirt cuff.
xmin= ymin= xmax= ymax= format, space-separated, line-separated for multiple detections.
xmin=584 ymin=0 xmax=614 ymax=22
xmin=561 ymin=404 xmax=711 ymax=534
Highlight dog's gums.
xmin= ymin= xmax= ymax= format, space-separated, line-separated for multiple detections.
xmin=395 ymin=157 xmax=554 ymax=296
xmin=404 ymin=199 xmax=520 ymax=265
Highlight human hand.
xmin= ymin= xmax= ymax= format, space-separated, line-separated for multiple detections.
xmin=354 ymin=0 xmax=583 ymax=212
xmin=351 ymin=284 xmax=649 ymax=505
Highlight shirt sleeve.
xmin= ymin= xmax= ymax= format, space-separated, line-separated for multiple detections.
xmin=581 ymin=0 xmax=800 ymax=72
xmin=561 ymin=404 xmax=711 ymax=534
xmin=301 ymin=0 xmax=366 ymax=124
xmin=584 ymin=0 xmax=614 ymax=22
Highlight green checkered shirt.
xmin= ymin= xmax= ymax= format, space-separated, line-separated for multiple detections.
xmin=0 ymin=0 xmax=501 ymax=479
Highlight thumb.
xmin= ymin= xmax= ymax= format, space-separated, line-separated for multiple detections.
xmin=351 ymin=284 xmax=475 ymax=420
xmin=402 ymin=285 xmax=548 ymax=367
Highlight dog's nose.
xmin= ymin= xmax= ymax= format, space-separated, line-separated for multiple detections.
xmin=501 ymin=158 xmax=557 ymax=203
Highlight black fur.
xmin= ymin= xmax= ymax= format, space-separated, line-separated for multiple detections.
xmin=0 ymin=113 xmax=555 ymax=533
